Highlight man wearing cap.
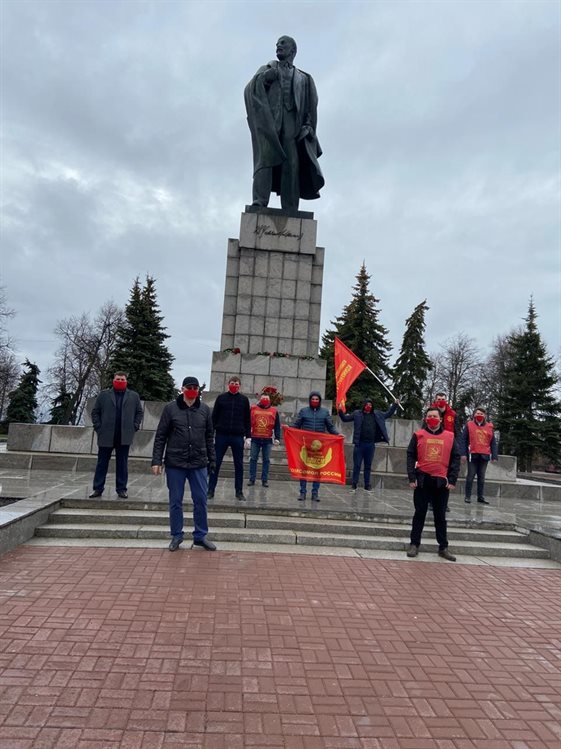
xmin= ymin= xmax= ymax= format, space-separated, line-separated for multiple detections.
xmin=151 ymin=377 xmax=217 ymax=552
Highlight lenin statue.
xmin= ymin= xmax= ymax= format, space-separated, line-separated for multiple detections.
xmin=244 ymin=36 xmax=325 ymax=214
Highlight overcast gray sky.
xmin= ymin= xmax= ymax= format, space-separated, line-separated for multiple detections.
xmin=2 ymin=0 xmax=560 ymax=391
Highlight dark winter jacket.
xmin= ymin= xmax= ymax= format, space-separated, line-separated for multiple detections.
xmin=293 ymin=391 xmax=338 ymax=434
xmin=338 ymin=401 xmax=398 ymax=445
xmin=152 ymin=395 xmax=215 ymax=470
xmin=212 ymin=391 xmax=251 ymax=438
xmin=91 ymin=388 xmax=143 ymax=448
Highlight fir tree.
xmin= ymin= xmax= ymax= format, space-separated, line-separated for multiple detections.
xmin=107 ymin=276 xmax=176 ymax=401
xmin=6 ymin=359 xmax=41 ymax=423
xmin=393 ymin=300 xmax=432 ymax=419
xmin=497 ymin=299 xmax=561 ymax=472
xmin=320 ymin=264 xmax=393 ymax=411
xmin=48 ymin=387 xmax=73 ymax=424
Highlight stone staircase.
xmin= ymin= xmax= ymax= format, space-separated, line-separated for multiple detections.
xmin=29 ymin=497 xmax=552 ymax=563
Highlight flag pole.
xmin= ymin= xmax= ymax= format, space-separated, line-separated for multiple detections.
xmin=365 ymin=367 xmax=404 ymax=411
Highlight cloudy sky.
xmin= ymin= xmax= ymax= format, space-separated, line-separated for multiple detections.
xmin=2 ymin=0 xmax=560 ymax=392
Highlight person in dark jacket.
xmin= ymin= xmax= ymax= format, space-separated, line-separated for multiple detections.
xmin=90 ymin=372 xmax=143 ymax=499
xmin=338 ymin=398 xmax=399 ymax=491
xmin=207 ymin=376 xmax=251 ymax=501
xmin=460 ymin=407 xmax=498 ymax=505
xmin=406 ymin=406 xmax=461 ymax=561
xmin=151 ymin=376 xmax=217 ymax=552
xmin=292 ymin=391 xmax=338 ymax=501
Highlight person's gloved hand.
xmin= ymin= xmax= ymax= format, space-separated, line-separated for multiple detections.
xmin=208 ymin=462 xmax=216 ymax=475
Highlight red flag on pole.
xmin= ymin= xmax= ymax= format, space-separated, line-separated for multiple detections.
xmin=334 ymin=337 xmax=366 ymax=413
xmin=282 ymin=426 xmax=346 ymax=484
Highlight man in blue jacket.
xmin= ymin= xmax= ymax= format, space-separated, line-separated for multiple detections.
xmin=293 ymin=391 xmax=338 ymax=501
xmin=338 ymin=398 xmax=399 ymax=491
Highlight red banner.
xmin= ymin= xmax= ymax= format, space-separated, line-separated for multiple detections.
xmin=334 ymin=337 xmax=366 ymax=412
xmin=282 ymin=426 xmax=346 ymax=484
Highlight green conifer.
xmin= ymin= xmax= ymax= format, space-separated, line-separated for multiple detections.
xmin=497 ymin=299 xmax=561 ymax=472
xmin=6 ymin=359 xmax=41 ymax=423
xmin=320 ymin=264 xmax=393 ymax=411
xmin=393 ymin=300 xmax=432 ymax=419
xmin=107 ymin=276 xmax=176 ymax=401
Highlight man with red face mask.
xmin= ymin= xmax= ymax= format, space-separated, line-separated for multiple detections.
xmin=460 ymin=407 xmax=498 ymax=505
xmin=338 ymin=398 xmax=399 ymax=491
xmin=406 ymin=406 xmax=461 ymax=561
xmin=207 ymin=376 xmax=251 ymax=500
xmin=430 ymin=392 xmax=457 ymax=435
xmin=292 ymin=391 xmax=339 ymax=501
xmin=89 ymin=372 xmax=143 ymax=499
xmin=248 ymin=392 xmax=281 ymax=488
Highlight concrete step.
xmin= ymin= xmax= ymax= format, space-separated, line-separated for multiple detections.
xmin=35 ymin=519 xmax=548 ymax=558
xmin=47 ymin=508 xmax=533 ymax=545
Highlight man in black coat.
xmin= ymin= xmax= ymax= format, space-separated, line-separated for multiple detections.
xmin=151 ymin=376 xmax=217 ymax=552
xmin=90 ymin=372 xmax=143 ymax=499
xmin=207 ymin=376 xmax=251 ymax=501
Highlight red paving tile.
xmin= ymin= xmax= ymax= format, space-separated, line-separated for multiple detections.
xmin=0 ymin=547 xmax=560 ymax=748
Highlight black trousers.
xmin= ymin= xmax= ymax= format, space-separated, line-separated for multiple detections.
xmin=410 ymin=476 xmax=449 ymax=550
xmin=93 ymin=444 xmax=130 ymax=493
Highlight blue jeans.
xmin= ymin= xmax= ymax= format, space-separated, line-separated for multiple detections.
xmin=208 ymin=433 xmax=245 ymax=493
xmin=352 ymin=442 xmax=376 ymax=487
xmin=299 ymin=479 xmax=320 ymax=497
xmin=249 ymin=439 xmax=272 ymax=482
xmin=465 ymin=455 xmax=489 ymax=499
xmin=93 ymin=444 xmax=130 ymax=493
xmin=166 ymin=466 xmax=208 ymax=541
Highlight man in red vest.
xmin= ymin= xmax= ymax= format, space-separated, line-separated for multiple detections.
xmin=460 ymin=407 xmax=498 ymax=505
xmin=247 ymin=393 xmax=281 ymax=487
xmin=430 ymin=392 xmax=457 ymax=435
xmin=406 ymin=406 xmax=461 ymax=561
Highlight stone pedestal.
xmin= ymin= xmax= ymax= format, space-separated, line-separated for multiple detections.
xmin=209 ymin=207 xmax=327 ymax=412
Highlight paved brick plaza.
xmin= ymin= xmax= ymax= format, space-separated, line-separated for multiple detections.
xmin=1 ymin=546 xmax=560 ymax=748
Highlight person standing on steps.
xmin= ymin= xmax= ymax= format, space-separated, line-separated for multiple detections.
xmin=89 ymin=372 xmax=143 ymax=499
xmin=151 ymin=376 xmax=217 ymax=552
xmin=406 ymin=406 xmax=461 ymax=562
xmin=460 ymin=407 xmax=498 ymax=505
xmin=292 ymin=391 xmax=338 ymax=502
xmin=338 ymin=397 xmax=399 ymax=491
xmin=207 ymin=376 xmax=251 ymax=501
xmin=247 ymin=392 xmax=281 ymax=488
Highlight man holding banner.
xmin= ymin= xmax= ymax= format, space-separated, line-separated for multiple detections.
xmin=286 ymin=391 xmax=342 ymax=501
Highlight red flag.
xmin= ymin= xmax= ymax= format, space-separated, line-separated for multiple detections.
xmin=334 ymin=337 xmax=366 ymax=412
xmin=282 ymin=426 xmax=346 ymax=484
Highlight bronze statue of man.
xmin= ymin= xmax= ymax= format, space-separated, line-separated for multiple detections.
xmin=244 ymin=36 xmax=325 ymax=214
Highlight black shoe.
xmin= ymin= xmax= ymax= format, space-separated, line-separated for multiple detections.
xmin=406 ymin=544 xmax=418 ymax=558
xmin=446 ymin=505 xmax=450 ymax=513
xmin=247 ymin=480 xmax=255 ymax=486
xmin=236 ymin=491 xmax=246 ymax=501
xmin=168 ymin=537 xmax=183 ymax=552
xmin=351 ymin=483 xmax=357 ymax=491
xmin=439 ymin=549 xmax=456 ymax=562
xmin=193 ymin=537 xmax=217 ymax=551
xmin=364 ymin=485 xmax=372 ymax=492
xmin=89 ymin=490 xmax=103 ymax=498
xmin=464 ymin=497 xmax=471 ymax=503
xmin=117 ymin=491 xmax=128 ymax=499
xmin=477 ymin=498 xmax=490 ymax=505
xmin=311 ymin=493 xmax=320 ymax=502
xmin=298 ymin=493 xmax=306 ymax=501
xmin=262 ymin=481 xmax=269 ymax=488
xmin=207 ymin=491 xmax=214 ymax=499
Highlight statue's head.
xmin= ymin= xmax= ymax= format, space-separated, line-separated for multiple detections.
xmin=276 ymin=36 xmax=297 ymax=63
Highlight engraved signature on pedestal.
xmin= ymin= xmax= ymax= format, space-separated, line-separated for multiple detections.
xmin=255 ymin=224 xmax=303 ymax=240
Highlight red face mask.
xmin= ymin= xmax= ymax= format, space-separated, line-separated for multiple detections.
xmin=363 ymin=404 xmax=373 ymax=413
xmin=113 ymin=380 xmax=127 ymax=391
xmin=310 ymin=397 xmax=320 ymax=408
xmin=184 ymin=388 xmax=198 ymax=399
xmin=435 ymin=399 xmax=446 ymax=409
xmin=259 ymin=398 xmax=270 ymax=407
xmin=228 ymin=383 xmax=240 ymax=394
xmin=426 ymin=416 xmax=440 ymax=431
xmin=474 ymin=415 xmax=485 ymax=425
